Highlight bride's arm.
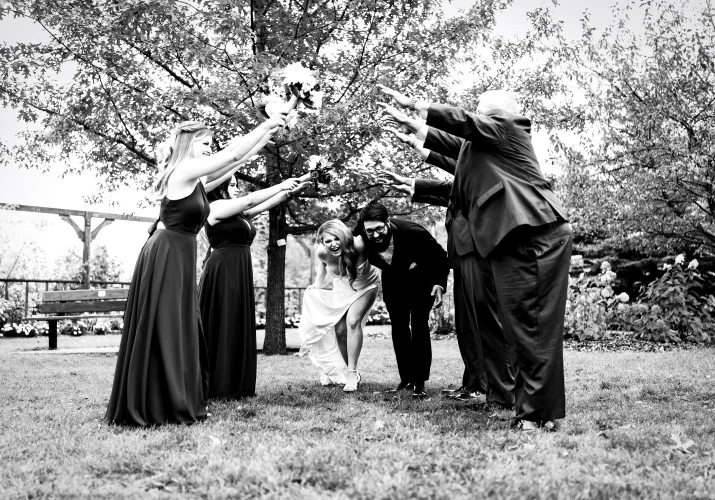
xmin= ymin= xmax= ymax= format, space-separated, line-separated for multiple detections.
xmin=307 ymin=247 xmax=332 ymax=290
xmin=353 ymin=235 xmax=369 ymax=263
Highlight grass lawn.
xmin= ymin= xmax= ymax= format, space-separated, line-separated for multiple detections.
xmin=1 ymin=334 xmax=714 ymax=499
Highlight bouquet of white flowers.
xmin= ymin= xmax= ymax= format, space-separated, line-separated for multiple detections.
xmin=281 ymin=62 xmax=323 ymax=109
xmin=259 ymin=62 xmax=323 ymax=124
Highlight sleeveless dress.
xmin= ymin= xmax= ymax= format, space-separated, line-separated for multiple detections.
xmin=198 ymin=214 xmax=257 ymax=399
xmin=298 ymin=260 xmax=380 ymax=385
xmin=105 ymin=182 xmax=210 ymax=426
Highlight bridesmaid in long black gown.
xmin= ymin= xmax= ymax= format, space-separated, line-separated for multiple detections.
xmin=200 ymin=175 xmax=308 ymax=398
xmin=105 ymin=113 xmax=289 ymax=426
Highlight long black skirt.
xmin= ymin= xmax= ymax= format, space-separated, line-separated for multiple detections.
xmin=105 ymin=228 xmax=209 ymax=426
xmin=199 ymin=245 xmax=256 ymax=399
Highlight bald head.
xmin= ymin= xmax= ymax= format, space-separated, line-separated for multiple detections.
xmin=477 ymin=90 xmax=521 ymax=115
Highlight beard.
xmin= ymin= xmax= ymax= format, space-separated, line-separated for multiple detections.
xmin=368 ymin=231 xmax=391 ymax=252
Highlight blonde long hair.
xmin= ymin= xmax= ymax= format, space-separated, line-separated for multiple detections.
xmin=317 ymin=220 xmax=359 ymax=289
xmin=153 ymin=121 xmax=212 ymax=199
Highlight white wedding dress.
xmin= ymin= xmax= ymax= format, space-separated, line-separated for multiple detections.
xmin=298 ymin=260 xmax=380 ymax=385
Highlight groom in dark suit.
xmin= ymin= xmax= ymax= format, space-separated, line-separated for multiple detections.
xmin=377 ymin=130 xmax=513 ymax=406
xmin=357 ymin=201 xmax=449 ymax=398
xmin=378 ymin=85 xmax=573 ymax=430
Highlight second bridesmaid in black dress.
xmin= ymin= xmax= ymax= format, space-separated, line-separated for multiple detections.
xmin=200 ymin=175 xmax=308 ymax=398
xmin=105 ymin=112 xmax=289 ymax=426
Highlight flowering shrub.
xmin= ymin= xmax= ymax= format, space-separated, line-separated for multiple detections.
xmin=367 ymin=300 xmax=391 ymax=326
xmin=0 ymin=297 xmax=24 ymax=330
xmin=93 ymin=318 xmax=114 ymax=335
xmin=628 ymin=255 xmax=715 ymax=343
xmin=285 ymin=312 xmax=302 ymax=329
xmin=59 ymin=320 xmax=89 ymax=336
xmin=564 ymin=258 xmax=629 ymax=340
xmin=429 ymin=305 xmax=455 ymax=336
xmin=0 ymin=321 xmax=49 ymax=337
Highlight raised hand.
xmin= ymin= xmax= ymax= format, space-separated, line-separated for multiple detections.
xmin=279 ymin=177 xmax=302 ymax=191
xmin=383 ymin=125 xmax=414 ymax=145
xmin=281 ymin=94 xmax=301 ymax=114
xmin=289 ymin=181 xmax=312 ymax=195
xmin=377 ymin=103 xmax=420 ymax=134
xmin=264 ymin=114 xmax=287 ymax=134
xmin=376 ymin=84 xmax=411 ymax=108
xmin=376 ymin=169 xmax=411 ymax=195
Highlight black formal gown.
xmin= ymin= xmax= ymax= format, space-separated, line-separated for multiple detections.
xmin=199 ymin=213 xmax=257 ymax=399
xmin=105 ymin=182 xmax=210 ymax=426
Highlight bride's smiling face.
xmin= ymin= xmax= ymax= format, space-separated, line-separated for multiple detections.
xmin=321 ymin=232 xmax=342 ymax=257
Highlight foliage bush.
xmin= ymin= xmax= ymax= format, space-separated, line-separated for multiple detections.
xmin=429 ymin=303 xmax=455 ymax=336
xmin=1 ymin=321 xmax=49 ymax=337
xmin=0 ymin=297 xmax=46 ymax=337
xmin=564 ymin=258 xmax=630 ymax=341
xmin=627 ymin=256 xmax=715 ymax=343
xmin=59 ymin=320 xmax=89 ymax=336
xmin=367 ymin=301 xmax=391 ymax=326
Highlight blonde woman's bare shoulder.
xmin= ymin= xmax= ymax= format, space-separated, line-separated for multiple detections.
xmin=353 ymin=234 xmax=367 ymax=253
xmin=316 ymin=244 xmax=329 ymax=262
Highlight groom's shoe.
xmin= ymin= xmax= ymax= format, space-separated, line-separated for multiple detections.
xmin=412 ymin=382 xmax=428 ymax=399
xmin=385 ymin=381 xmax=413 ymax=393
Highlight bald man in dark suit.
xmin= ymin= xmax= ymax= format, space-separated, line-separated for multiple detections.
xmin=378 ymin=86 xmax=573 ymax=430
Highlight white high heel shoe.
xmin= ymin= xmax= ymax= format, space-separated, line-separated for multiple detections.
xmin=343 ymin=369 xmax=361 ymax=392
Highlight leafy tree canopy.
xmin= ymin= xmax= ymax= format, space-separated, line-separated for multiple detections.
xmin=553 ymin=0 xmax=715 ymax=255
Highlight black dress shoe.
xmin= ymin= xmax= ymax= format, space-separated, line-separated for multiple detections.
xmin=452 ymin=391 xmax=482 ymax=402
xmin=412 ymin=383 xmax=428 ymax=398
xmin=385 ymin=381 xmax=413 ymax=393
xmin=441 ymin=386 xmax=466 ymax=396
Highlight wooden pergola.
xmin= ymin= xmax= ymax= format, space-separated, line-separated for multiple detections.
xmin=1 ymin=203 xmax=156 ymax=289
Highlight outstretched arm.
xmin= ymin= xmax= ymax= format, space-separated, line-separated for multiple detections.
xmin=204 ymin=131 xmax=276 ymax=192
xmin=308 ymin=248 xmax=332 ymax=290
xmin=172 ymin=115 xmax=285 ymax=186
xmin=382 ymin=125 xmax=430 ymax=160
xmin=412 ymin=178 xmax=452 ymax=207
xmin=425 ymin=150 xmax=457 ymax=175
xmin=243 ymin=181 xmax=311 ymax=219
xmin=207 ymin=177 xmax=301 ymax=225
xmin=377 ymin=84 xmax=504 ymax=146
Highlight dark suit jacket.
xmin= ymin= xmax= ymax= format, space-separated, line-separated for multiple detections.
xmin=412 ymin=151 xmax=475 ymax=259
xmin=424 ymin=103 xmax=568 ymax=257
xmin=360 ymin=218 xmax=449 ymax=300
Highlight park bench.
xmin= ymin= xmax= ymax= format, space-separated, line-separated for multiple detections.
xmin=25 ymin=288 xmax=128 ymax=350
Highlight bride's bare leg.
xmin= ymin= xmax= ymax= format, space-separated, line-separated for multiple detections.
xmin=345 ymin=288 xmax=379 ymax=372
xmin=334 ymin=317 xmax=348 ymax=365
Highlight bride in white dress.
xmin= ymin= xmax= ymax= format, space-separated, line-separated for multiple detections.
xmin=298 ymin=220 xmax=380 ymax=392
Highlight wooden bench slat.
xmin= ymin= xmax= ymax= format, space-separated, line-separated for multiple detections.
xmin=38 ymin=301 xmax=127 ymax=314
xmin=40 ymin=289 xmax=129 ymax=302
xmin=25 ymin=313 xmax=124 ymax=322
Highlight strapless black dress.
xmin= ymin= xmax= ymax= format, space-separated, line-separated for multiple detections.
xmin=105 ymin=182 xmax=210 ymax=426
xmin=199 ymin=213 xmax=257 ymax=398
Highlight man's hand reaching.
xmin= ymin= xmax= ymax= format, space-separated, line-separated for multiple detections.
xmin=377 ymin=169 xmax=412 ymax=195
xmin=376 ymin=84 xmax=412 ymax=108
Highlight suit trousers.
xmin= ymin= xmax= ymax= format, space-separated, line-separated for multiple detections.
xmin=383 ymin=288 xmax=435 ymax=384
xmin=460 ymin=255 xmax=515 ymax=406
xmin=453 ymin=266 xmax=488 ymax=393
xmin=475 ymin=221 xmax=573 ymax=422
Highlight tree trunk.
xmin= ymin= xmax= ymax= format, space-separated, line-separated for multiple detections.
xmin=264 ymin=200 xmax=287 ymax=355
xmin=252 ymin=0 xmax=289 ymax=355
